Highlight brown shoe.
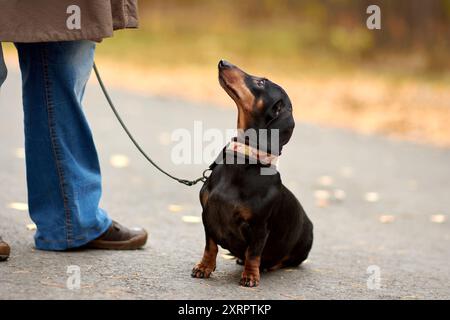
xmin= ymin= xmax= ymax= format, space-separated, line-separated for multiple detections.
xmin=0 ymin=236 xmax=10 ymax=261
xmin=85 ymin=221 xmax=148 ymax=250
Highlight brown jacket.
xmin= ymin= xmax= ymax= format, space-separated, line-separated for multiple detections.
xmin=0 ymin=0 xmax=139 ymax=42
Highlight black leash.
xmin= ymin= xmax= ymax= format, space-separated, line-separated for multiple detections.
xmin=93 ymin=63 xmax=210 ymax=186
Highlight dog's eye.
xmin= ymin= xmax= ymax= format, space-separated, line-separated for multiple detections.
xmin=256 ymin=79 xmax=266 ymax=87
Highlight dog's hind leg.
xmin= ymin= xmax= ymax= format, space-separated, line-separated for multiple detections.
xmin=240 ymin=224 xmax=269 ymax=287
xmin=266 ymin=256 xmax=290 ymax=272
xmin=285 ymin=224 xmax=313 ymax=267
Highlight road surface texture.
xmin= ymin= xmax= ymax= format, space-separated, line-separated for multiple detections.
xmin=1 ymin=65 xmax=449 ymax=300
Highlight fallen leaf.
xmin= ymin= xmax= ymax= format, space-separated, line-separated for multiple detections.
xmin=39 ymin=281 xmax=65 ymax=289
xmin=311 ymin=268 xmax=325 ymax=274
xmin=317 ymin=175 xmax=334 ymax=186
xmin=14 ymin=148 xmax=25 ymax=159
xmin=365 ymin=192 xmax=379 ymax=203
xmin=158 ymin=132 xmax=172 ymax=146
xmin=109 ymin=154 xmax=130 ymax=168
xmin=8 ymin=202 xmax=28 ymax=211
xmin=314 ymin=190 xmax=330 ymax=208
xmin=314 ymin=190 xmax=331 ymax=200
xmin=26 ymin=223 xmax=37 ymax=230
xmin=168 ymin=204 xmax=184 ymax=213
xmin=430 ymin=214 xmax=446 ymax=224
xmin=316 ymin=199 xmax=329 ymax=208
xmin=181 ymin=216 xmax=201 ymax=223
xmin=12 ymin=270 xmax=31 ymax=274
xmin=379 ymin=215 xmax=395 ymax=223
xmin=334 ymin=189 xmax=346 ymax=201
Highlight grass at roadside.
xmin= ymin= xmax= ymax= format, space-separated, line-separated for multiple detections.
xmin=91 ymin=53 xmax=450 ymax=147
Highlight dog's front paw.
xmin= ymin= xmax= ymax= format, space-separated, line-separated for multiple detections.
xmin=191 ymin=262 xmax=216 ymax=278
xmin=240 ymin=270 xmax=260 ymax=287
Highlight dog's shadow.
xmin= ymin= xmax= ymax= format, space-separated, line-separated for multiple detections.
xmin=199 ymin=257 xmax=312 ymax=289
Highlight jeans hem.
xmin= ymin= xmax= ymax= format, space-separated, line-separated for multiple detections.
xmin=34 ymin=215 xmax=112 ymax=251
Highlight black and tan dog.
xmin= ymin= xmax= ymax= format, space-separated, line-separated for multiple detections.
xmin=192 ymin=60 xmax=313 ymax=287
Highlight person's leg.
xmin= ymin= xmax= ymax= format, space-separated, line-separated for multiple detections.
xmin=0 ymin=43 xmax=7 ymax=87
xmin=1 ymin=45 xmax=11 ymax=261
xmin=15 ymin=41 xmax=111 ymax=250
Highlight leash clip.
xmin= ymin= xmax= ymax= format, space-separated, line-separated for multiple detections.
xmin=178 ymin=168 xmax=211 ymax=186
xmin=202 ymin=168 xmax=212 ymax=181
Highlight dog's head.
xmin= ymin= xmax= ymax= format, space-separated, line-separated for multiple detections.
xmin=218 ymin=60 xmax=294 ymax=155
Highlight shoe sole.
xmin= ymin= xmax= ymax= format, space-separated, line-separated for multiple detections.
xmin=0 ymin=255 xmax=9 ymax=261
xmin=86 ymin=232 xmax=148 ymax=250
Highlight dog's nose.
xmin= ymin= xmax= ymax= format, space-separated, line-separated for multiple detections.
xmin=219 ymin=59 xmax=233 ymax=69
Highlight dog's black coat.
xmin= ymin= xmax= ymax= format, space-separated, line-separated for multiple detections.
xmin=192 ymin=60 xmax=313 ymax=287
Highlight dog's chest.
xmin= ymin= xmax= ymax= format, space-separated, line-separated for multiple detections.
xmin=202 ymin=183 xmax=252 ymax=249
xmin=200 ymin=165 xmax=281 ymax=253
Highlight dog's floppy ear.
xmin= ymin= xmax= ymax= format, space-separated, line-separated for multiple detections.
xmin=269 ymin=100 xmax=283 ymax=119
xmin=266 ymin=100 xmax=295 ymax=155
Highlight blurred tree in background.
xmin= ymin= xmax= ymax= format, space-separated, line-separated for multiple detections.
xmin=100 ymin=0 xmax=450 ymax=74
xmin=91 ymin=0 xmax=450 ymax=146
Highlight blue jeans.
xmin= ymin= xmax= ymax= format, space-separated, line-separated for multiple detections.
xmin=15 ymin=41 xmax=112 ymax=250
xmin=0 ymin=44 xmax=6 ymax=87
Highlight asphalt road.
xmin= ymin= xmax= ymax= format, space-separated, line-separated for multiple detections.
xmin=1 ymin=66 xmax=449 ymax=300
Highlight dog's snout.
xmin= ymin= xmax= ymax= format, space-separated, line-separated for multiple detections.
xmin=219 ymin=59 xmax=233 ymax=69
